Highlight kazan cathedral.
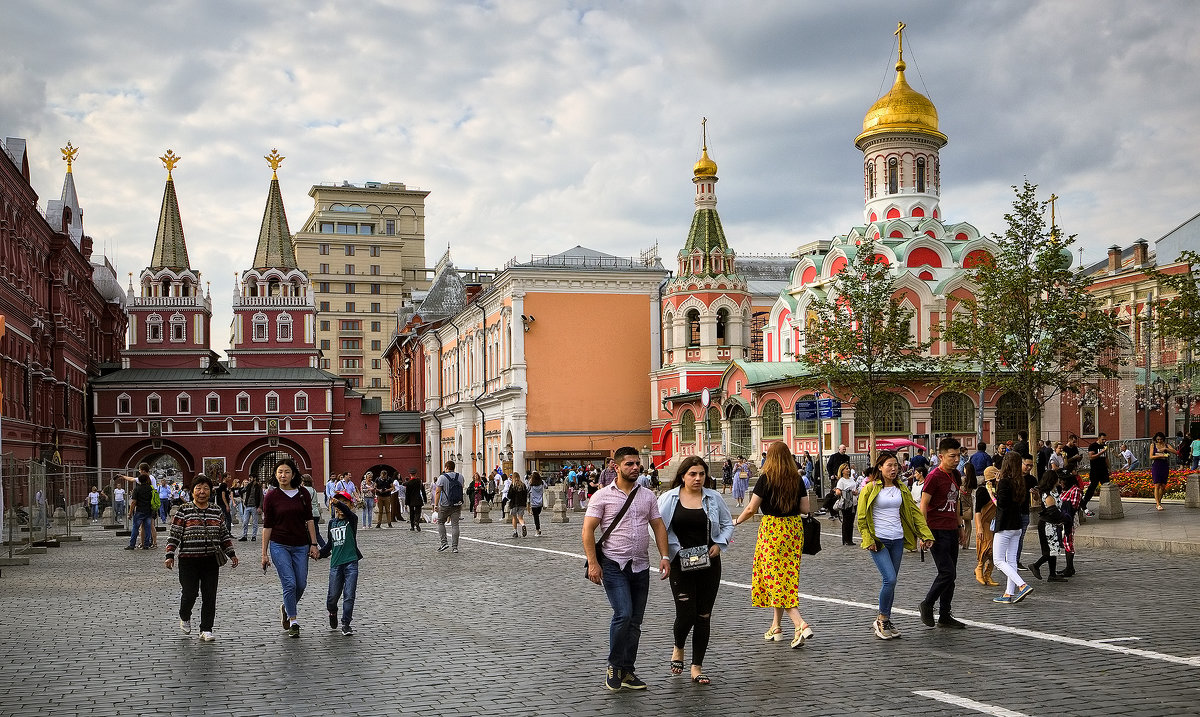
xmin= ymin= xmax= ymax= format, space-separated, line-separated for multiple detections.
xmin=651 ymin=28 xmax=1045 ymax=475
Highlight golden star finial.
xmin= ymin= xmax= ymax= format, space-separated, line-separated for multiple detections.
xmin=61 ymin=141 xmax=79 ymax=173
xmin=159 ymin=149 xmax=181 ymax=178
xmin=265 ymin=148 xmax=285 ymax=179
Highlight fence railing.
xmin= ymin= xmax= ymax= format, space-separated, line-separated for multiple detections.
xmin=2 ymin=455 xmax=130 ymax=558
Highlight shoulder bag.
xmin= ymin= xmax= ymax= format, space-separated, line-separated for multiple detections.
xmin=801 ymin=514 xmax=822 ymax=555
xmin=205 ymin=508 xmax=229 ymax=566
xmin=583 ymin=486 xmax=638 ymax=579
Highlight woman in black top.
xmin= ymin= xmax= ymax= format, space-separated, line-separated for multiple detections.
xmin=991 ymin=453 xmax=1032 ymax=603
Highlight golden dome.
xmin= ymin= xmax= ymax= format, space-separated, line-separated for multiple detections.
xmin=855 ymin=60 xmax=946 ymax=147
xmin=693 ymin=147 xmax=718 ymax=177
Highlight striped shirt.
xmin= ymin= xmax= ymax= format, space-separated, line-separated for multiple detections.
xmin=585 ymin=483 xmax=662 ymax=572
xmin=165 ymin=503 xmax=235 ymax=560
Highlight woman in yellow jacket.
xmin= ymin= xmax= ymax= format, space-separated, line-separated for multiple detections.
xmin=857 ymin=451 xmax=934 ymax=640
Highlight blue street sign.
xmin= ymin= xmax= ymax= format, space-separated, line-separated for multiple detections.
xmin=794 ymin=399 xmax=818 ymax=421
xmin=818 ymin=398 xmax=842 ymax=419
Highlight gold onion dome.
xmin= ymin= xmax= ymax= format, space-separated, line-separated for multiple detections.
xmin=855 ymin=60 xmax=946 ymax=147
xmin=693 ymin=147 xmax=718 ymax=177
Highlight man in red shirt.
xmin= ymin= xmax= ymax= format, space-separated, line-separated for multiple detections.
xmin=918 ymin=437 xmax=968 ymax=629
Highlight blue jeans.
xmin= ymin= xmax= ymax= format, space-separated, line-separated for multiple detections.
xmin=269 ymin=542 xmax=310 ymax=619
xmin=362 ymin=498 xmax=374 ymax=528
xmin=114 ymin=501 xmax=125 ymax=520
xmin=868 ymin=537 xmax=905 ymax=617
xmin=1016 ymin=512 xmax=1031 ymax=563
xmin=326 ymin=561 xmax=359 ymax=626
xmin=128 ymin=512 xmax=152 ymax=548
xmin=600 ymin=557 xmax=650 ymax=671
xmin=90 ymin=504 xmax=99 ymax=520
xmin=240 ymin=507 xmax=259 ymax=538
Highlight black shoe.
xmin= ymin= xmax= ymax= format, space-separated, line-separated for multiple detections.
xmin=1048 ymin=574 xmax=1069 ymax=582
xmin=437 ymin=544 xmax=449 ymax=552
xmin=605 ymin=666 xmax=623 ymax=691
xmin=918 ymin=601 xmax=935 ymax=627
xmin=938 ymin=616 xmax=967 ymax=629
xmin=251 ymin=536 xmax=256 ymax=541
xmin=288 ymin=624 xmax=300 ymax=638
xmin=1017 ymin=562 xmax=1027 ymax=570
xmin=329 ymin=612 xmax=338 ymax=630
xmin=238 ymin=536 xmax=248 ymax=542
xmin=621 ymin=671 xmax=647 ymax=690
xmin=281 ymin=605 xmax=289 ymax=630
xmin=123 ymin=546 xmax=135 ymax=551
xmin=1030 ymin=564 xmax=1043 ymax=581
xmin=1061 ymin=567 xmax=1075 ymax=577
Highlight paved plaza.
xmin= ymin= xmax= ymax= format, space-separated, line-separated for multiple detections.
xmin=2 ymin=496 xmax=1200 ymax=716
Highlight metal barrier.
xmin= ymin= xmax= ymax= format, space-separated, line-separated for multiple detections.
xmin=2 ymin=455 xmax=129 ymax=559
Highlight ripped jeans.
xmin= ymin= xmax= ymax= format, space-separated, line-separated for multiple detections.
xmin=667 ymin=553 xmax=722 ymax=667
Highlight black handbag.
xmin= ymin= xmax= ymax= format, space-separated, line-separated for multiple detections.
xmin=801 ymin=514 xmax=821 ymax=555
xmin=584 ymin=487 xmax=639 ymax=578
xmin=1040 ymin=505 xmax=1064 ymax=524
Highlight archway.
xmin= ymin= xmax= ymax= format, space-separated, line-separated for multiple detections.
xmin=250 ymin=450 xmax=298 ymax=486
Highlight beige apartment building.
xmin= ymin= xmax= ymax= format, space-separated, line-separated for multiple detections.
xmin=292 ymin=181 xmax=430 ymax=402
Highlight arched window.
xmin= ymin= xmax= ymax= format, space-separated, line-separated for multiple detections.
xmin=277 ymin=313 xmax=293 ymax=342
xmin=146 ymin=313 xmax=163 ymax=342
xmin=170 ymin=312 xmax=186 ymax=342
xmin=995 ymin=393 xmax=1029 ymax=444
xmin=888 ymin=157 xmax=898 ymax=194
xmin=687 ymin=309 xmax=700 ymax=347
xmin=727 ymin=405 xmax=752 ymax=457
xmin=706 ymin=406 xmax=721 ymax=442
xmin=867 ymin=161 xmax=876 ymax=198
xmin=761 ymin=399 xmax=783 ymax=439
xmin=854 ymin=394 xmax=911 ymax=435
xmin=932 ymin=391 xmax=975 ymax=433
xmin=252 ymin=312 xmax=269 ymax=342
xmin=916 ymin=157 xmax=926 ymax=193
xmin=716 ymin=308 xmax=728 ymax=345
xmin=680 ymin=410 xmax=697 ymax=443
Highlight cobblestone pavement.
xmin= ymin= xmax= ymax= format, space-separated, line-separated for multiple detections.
xmin=2 ymin=497 xmax=1200 ymax=716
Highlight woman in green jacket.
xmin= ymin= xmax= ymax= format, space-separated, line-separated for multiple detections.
xmin=857 ymin=450 xmax=934 ymax=640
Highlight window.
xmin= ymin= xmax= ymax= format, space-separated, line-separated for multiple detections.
xmin=344 ymin=244 xmax=355 ymax=256
xmin=265 ymin=392 xmax=279 ymax=413
xmin=371 ymin=377 xmax=382 ymax=388
xmin=321 ymin=359 xmax=331 ymax=369
xmin=206 ymin=393 xmax=219 ymax=414
xmin=370 ymin=245 xmax=381 ymax=256
xmin=371 ymin=359 xmax=381 ymax=369
xmin=236 ymin=393 xmax=250 ymax=413
xmin=252 ymin=312 xmax=268 ymax=342
xmin=370 ymin=284 xmax=381 ymax=295
xmin=347 ymin=377 xmax=361 ymax=388
xmin=340 ymin=320 xmax=362 ymax=331
xmin=345 ymin=264 xmax=355 ymax=275
xmin=687 ymin=309 xmax=700 ymax=347
xmin=148 ymin=394 xmax=161 ymax=415
xmin=341 ymin=338 xmax=361 ymax=350
xmin=117 ymin=393 xmax=131 ymax=415
xmin=345 ymin=283 xmax=356 ymax=294
xmin=706 ymin=407 xmax=721 ymax=442
xmin=916 ymin=157 xmax=926 ymax=193
xmin=385 ymin=220 xmax=395 ymax=236
xmin=177 ymin=394 xmax=190 ymax=414
xmin=318 ymin=243 xmax=330 ymax=255
xmin=295 ymin=393 xmax=308 ymax=412
xmin=319 ymin=223 xmax=334 ymax=234
xmin=318 ymin=263 xmax=329 ymax=274
xmin=888 ymin=157 xmax=898 ymax=194
xmin=345 ymin=302 xmax=356 ymax=312
xmin=337 ymin=224 xmax=355 ymax=234
xmin=146 ymin=314 xmax=163 ymax=342
xmin=370 ymin=303 xmax=381 ymax=314
xmin=170 ymin=313 xmax=186 ymax=342
xmin=371 ymin=340 xmax=381 ymax=351
xmin=867 ymin=161 xmax=876 ymax=199
xmin=320 ymin=320 xmax=330 ymax=331
xmin=854 ymin=394 xmax=910 ymax=434
xmin=321 ymin=339 xmax=330 ymax=350
xmin=680 ymin=410 xmax=697 ymax=443
xmin=761 ymin=399 xmax=784 ymax=438
xmin=318 ymin=282 xmax=330 ymax=293
xmin=277 ymin=313 xmax=293 ymax=341
xmin=716 ymin=308 xmax=728 ymax=345
xmin=932 ymin=391 xmax=974 ymax=433
xmin=319 ymin=302 xmax=330 ymax=313
xmin=370 ymin=265 xmax=380 ymax=276
xmin=371 ymin=321 xmax=381 ymax=332
xmin=358 ymin=224 xmax=373 ymax=235
xmin=341 ymin=358 xmax=362 ymax=369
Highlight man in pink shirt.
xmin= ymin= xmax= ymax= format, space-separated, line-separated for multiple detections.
xmin=583 ymin=447 xmax=670 ymax=692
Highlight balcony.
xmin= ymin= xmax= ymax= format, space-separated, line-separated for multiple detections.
xmin=234 ymin=295 xmax=314 ymax=308
xmin=129 ymin=295 xmax=211 ymax=310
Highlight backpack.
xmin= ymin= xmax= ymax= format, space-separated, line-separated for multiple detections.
xmin=443 ymin=473 xmax=464 ymax=505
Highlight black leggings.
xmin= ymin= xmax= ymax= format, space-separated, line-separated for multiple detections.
xmin=668 ymin=554 xmax=721 ymax=667
xmin=178 ymin=555 xmax=220 ymax=632
xmin=1030 ymin=519 xmax=1059 ymax=574
xmin=531 ymin=506 xmax=542 ymax=532
xmin=841 ymin=506 xmax=857 ymax=545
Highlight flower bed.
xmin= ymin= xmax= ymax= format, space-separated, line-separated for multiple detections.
xmin=1089 ymin=468 xmax=1192 ymax=499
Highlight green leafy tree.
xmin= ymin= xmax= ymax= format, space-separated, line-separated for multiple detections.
xmin=801 ymin=246 xmax=931 ymax=459
xmin=1145 ymin=250 xmax=1200 ymax=433
xmin=941 ymin=181 xmax=1123 ymax=442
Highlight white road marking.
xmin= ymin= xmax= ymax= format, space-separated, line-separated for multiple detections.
xmin=463 ymin=536 xmax=1200 ymax=669
xmin=1092 ymin=636 xmax=1142 ymax=643
xmin=913 ymin=690 xmax=1031 ymax=717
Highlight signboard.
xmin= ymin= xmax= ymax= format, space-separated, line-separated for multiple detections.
xmin=818 ymin=398 xmax=842 ymax=419
xmin=701 ymin=387 xmax=711 ymax=407
xmin=794 ymin=399 xmax=818 ymax=421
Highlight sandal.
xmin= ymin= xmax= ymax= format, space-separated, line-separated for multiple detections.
xmin=763 ymin=625 xmax=784 ymax=641
xmin=692 ymin=674 xmax=711 ymax=685
xmin=670 ymin=659 xmax=684 ymax=675
xmin=799 ymin=623 xmax=814 ymax=640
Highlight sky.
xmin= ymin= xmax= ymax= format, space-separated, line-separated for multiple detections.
xmin=3 ymin=1 xmax=1198 ymax=350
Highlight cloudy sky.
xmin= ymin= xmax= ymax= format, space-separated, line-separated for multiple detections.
xmin=3 ymin=1 xmax=1197 ymax=349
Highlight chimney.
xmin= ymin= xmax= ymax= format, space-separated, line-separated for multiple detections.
xmin=1107 ymin=245 xmax=1122 ymax=273
xmin=1133 ymin=239 xmax=1149 ymax=266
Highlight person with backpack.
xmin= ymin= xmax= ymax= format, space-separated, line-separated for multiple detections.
xmin=434 ymin=460 xmax=466 ymax=553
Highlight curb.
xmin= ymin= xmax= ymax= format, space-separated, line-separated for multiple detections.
xmin=1074 ymin=534 xmax=1200 ymax=556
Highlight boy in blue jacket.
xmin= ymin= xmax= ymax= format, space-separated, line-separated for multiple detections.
xmin=319 ymin=491 xmax=363 ymax=635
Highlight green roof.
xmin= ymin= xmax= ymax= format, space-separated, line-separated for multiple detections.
xmin=253 ymin=177 xmax=297 ymax=269
xmin=727 ymin=359 xmax=814 ymax=387
xmin=150 ymin=177 xmax=190 ymax=270
xmin=680 ymin=207 xmax=737 ymax=277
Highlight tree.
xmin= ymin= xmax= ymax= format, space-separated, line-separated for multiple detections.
xmin=800 ymin=245 xmax=931 ymax=460
xmin=1144 ymin=250 xmax=1200 ymax=435
xmin=941 ymin=181 xmax=1123 ymax=443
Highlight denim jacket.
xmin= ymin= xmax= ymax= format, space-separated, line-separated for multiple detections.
xmin=657 ymin=487 xmax=735 ymax=561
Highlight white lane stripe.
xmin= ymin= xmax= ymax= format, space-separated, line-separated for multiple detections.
xmin=1092 ymin=636 xmax=1142 ymax=643
xmin=462 ymin=536 xmax=1200 ymax=669
xmin=913 ymin=690 xmax=1031 ymax=717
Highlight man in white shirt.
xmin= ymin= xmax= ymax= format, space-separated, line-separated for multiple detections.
xmin=1120 ymin=443 xmax=1136 ymax=471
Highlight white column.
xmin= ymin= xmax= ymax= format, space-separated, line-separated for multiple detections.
xmin=510 ymin=291 xmax=527 ymax=387
xmin=649 ymin=293 xmax=662 ymax=370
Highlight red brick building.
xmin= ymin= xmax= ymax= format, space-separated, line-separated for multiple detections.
xmin=92 ymin=152 xmax=419 ymax=486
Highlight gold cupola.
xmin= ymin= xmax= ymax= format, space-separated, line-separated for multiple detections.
xmin=693 ymin=117 xmax=718 ymax=177
xmin=855 ymin=23 xmax=946 ymax=148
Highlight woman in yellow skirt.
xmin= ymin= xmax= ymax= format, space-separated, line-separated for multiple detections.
xmin=733 ymin=441 xmax=812 ymax=648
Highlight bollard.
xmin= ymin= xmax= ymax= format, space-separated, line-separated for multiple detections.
xmin=552 ymin=486 xmax=570 ymax=524
xmin=72 ymin=507 xmax=89 ymax=528
xmin=1098 ymin=481 xmax=1124 ymax=520
xmin=544 ymin=489 xmax=556 ymax=509
xmin=476 ymin=500 xmax=493 ymax=524
xmin=53 ymin=507 xmax=69 ymax=529
xmin=1186 ymin=473 xmax=1200 ymax=509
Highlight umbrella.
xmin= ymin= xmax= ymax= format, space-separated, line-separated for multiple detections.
xmin=875 ymin=438 xmax=925 ymax=451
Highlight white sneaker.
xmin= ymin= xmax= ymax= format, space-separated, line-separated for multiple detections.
xmin=179 ymin=619 xmax=191 ymax=635
xmin=199 ymin=631 xmax=215 ymax=641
